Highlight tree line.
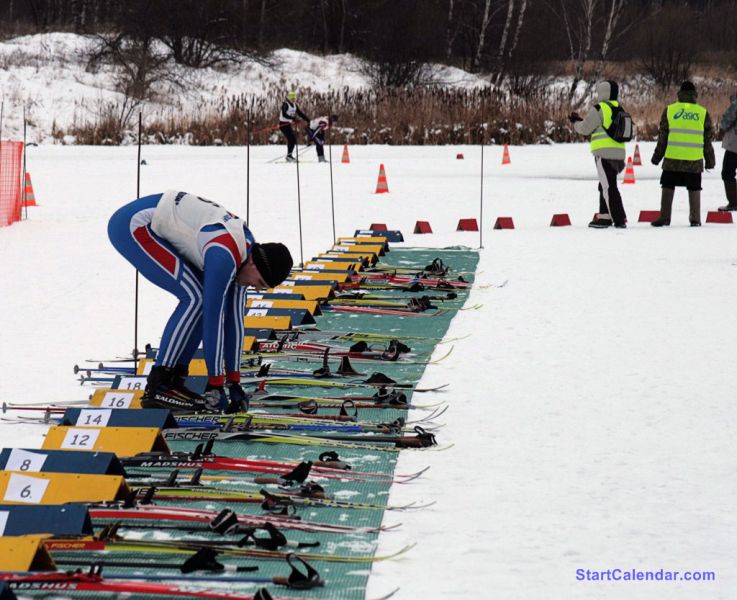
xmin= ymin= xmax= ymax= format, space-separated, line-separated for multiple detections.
xmin=2 ymin=1 xmax=735 ymax=91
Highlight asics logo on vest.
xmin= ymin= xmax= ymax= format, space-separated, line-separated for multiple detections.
xmin=673 ymin=108 xmax=700 ymax=121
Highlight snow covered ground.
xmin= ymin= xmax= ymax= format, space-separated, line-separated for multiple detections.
xmin=1 ymin=142 xmax=736 ymax=599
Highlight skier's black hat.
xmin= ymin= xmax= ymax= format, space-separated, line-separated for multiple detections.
xmin=250 ymin=242 xmax=294 ymax=288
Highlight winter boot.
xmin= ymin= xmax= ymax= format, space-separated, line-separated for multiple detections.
xmin=688 ymin=190 xmax=701 ymax=226
xmin=172 ymin=364 xmax=201 ymax=400
xmin=142 ymin=365 xmax=209 ymax=412
xmin=651 ymin=188 xmax=674 ymax=227
xmin=588 ymin=214 xmax=612 ymax=228
xmin=142 ymin=365 xmax=171 ymax=397
xmin=719 ymin=180 xmax=737 ymax=211
xmin=317 ymin=156 xmax=327 ymax=163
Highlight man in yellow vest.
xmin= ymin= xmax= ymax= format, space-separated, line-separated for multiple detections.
xmin=570 ymin=80 xmax=628 ymax=228
xmin=651 ymin=81 xmax=715 ymax=226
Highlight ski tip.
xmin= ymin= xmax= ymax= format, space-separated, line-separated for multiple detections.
xmin=369 ymin=587 xmax=401 ymax=600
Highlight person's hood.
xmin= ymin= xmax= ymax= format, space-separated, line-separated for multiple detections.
xmin=677 ymin=88 xmax=698 ymax=103
xmin=596 ymin=80 xmax=619 ymax=102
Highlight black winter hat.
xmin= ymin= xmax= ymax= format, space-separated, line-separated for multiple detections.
xmin=680 ymin=81 xmax=696 ymax=92
xmin=250 ymin=242 xmax=294 ymax=288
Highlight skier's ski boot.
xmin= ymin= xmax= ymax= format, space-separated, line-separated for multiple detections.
xmin=423 ymin=258 xmax=449 ymax=277
xmin=285 ymin=154 xmax=296 ymax=162
xmin=172 ymin=364 xmax=202 ymax=400
xmin=141 ymin=365 xmax=213 ymax=412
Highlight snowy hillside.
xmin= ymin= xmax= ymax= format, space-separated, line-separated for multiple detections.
xmin=0 ymin=33 xmax=486 ymax=144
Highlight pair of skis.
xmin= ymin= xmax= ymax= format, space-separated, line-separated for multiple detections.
xmin=162 ymin=424 xmax=439 ymax=451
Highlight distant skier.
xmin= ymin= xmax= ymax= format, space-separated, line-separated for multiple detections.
xmin=305 ymin=115 xmax=338 ymax=163
xmin=569 ymin=80 xmax=629 ymax=229
xmin=718 ymin=91 xmax=737 ymax=212
xmin=279 ymin=90 xmax=310 ymax=162
xmin=651 ymin=81 xmax=715 ymax=227
xmin=107 ymin=191 xmax=293 ymax=412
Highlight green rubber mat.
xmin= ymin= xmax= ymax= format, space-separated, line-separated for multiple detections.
xmin=49 ymin=246 xmax=479 ymax=600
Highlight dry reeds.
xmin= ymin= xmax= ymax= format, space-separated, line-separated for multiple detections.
xmin=59 ymin=68 xmax=735 ymax=146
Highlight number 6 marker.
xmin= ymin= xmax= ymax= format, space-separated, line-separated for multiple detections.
xmin=4 ymin=473 xmax=50 ymax=503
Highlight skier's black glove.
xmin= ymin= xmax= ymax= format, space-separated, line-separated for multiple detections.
xmin=204 ymin=383 xmax=228 ymax=412
xmin=226 ymin=382 xmax=250 ymax=414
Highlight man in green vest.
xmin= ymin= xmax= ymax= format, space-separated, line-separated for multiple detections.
xmin=570 ymin=80 xmax=628 ymax=228
xmin=651 ymin=81 xmax=715 ymax=226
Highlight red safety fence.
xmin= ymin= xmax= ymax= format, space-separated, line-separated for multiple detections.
xmin=0 ymin=141 xmax=23 ymax=227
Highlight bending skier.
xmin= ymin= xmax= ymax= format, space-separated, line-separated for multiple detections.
xmin=108 ymin=190 xmax=293 ymax=412
xmin=305 ymin=115 xmax=338 ymax=163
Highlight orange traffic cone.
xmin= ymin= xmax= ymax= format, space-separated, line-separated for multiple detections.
xmin=501 ymin=144 xmax=511 ymax=165
xmin=341 ymin=144 xmax=350 ymax=164
xmin=375 ymin=164 xmax=389 ymax=194
xmin=632 ymin=143 xmax=642 ymax=166
xmin=623 ymin=157 xmax=636 ymax=184
xmin=23 ymin=172 xmax=37 ymax=207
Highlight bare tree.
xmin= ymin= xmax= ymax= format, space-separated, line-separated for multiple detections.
xmin=361 ymin=59 xmax=434 ymax=88
xmin=639 ymin=4 xmax=695 ymax=89
xmin=338 ymin=0 xmax=346 ymax=53
xmin=472 ymin=0 xmax=493 ymax=72
xmin=549 ymin=0 xmax=598 ymax=101
xmin=150 ymin=1 xmax=240 ymax=68
xmin=319 ymin=0 xmax=330 ymax=54
xmin=507 ymin=0 xmax=528 ymax=60
xmin=593 ymin=0 xmax=631 ymax=78
xmin=317 ymin=0 xmax=347 ymax=54
xmin=445 ymin=0 xmax=467 ymax=61
xmin=496 ymin=0 xmax=515 ymax=64
xmin=258 ymin=0 xmax=266 ymax=49
xmin=493 ymin=0 xmax=530 ymax=85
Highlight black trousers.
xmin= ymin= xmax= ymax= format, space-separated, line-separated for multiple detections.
xmin=722 ymin=150 xmax=737 ymax=181
xmin=280 ymin=124 xmax=296 ymax=155
xmin=311 ymin=131 xmax=325 ymax=158
xmin=595 ymin=156 xmax=626 ymax=226
xmin=660 ymin=170 xmax=702 ymax=191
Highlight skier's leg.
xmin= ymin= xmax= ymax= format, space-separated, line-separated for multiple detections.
xmin=280 ymin=124 xmax=296 ymax=156
xmin=108 ymin=195 xmax=203 ymax=369
xmin=720 ymin=150 xmax=737 ymax=210
xmin=595 ymin=156 xmax=613 ymax=217
xmin=604 ymin=159 xmax=627 ymax=226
